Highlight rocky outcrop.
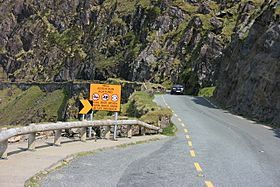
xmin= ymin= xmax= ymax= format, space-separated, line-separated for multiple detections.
xmin=0 ymin=0 xmax=269 ymax=92
xmin=0 ymin=0 xmax=279 ymax=124
xmin=214 ymin=2 xmax=280 ymax=125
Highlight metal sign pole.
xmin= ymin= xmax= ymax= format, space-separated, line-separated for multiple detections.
xmin=113 ymin=112 xmax=118 ymax=141
xmin=89 ymin=111 xmax=93 ymax=139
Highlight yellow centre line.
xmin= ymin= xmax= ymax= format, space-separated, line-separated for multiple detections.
xmin=186 ymin=135 xmax=190 ymax=139
xmin=184 ymin=129 xmax=188 ymax=133
xmin=188 ymin=141 xmax=193 ymax=147
xmin=205 ymin=181 xmax=214 ymax=187
xmin=194 ymin=162 xmax=203 ymax=172
xmin=178 ymin=118 xmax=182 ymax=122
xmin=190 ymin=150 xmax=196 ymax=157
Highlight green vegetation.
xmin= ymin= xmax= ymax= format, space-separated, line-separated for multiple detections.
xmin=198 ymin=87 xmax=216 ymax=97
xmin=0 ymin=86 xmax=68 ymax=127
xmin=222 ymin=17 xmax=237 ymax=39
xmin=94 ymin=52 xmax=119 ymax=69
xmin=172 ymin=1 xmax=198 ymax=13
xmin=123 ymin=91 xmax=159 ymax=118
xmin=47 ymin=26 xmax=86 ymax=59
xmin=162 ymin=122 xmax=177 ymax=136
xmin=93 ymin=111 xmax=112 ymax=120
xmin=104 ymin=0 xmax=152 ymax=15
xmin=274 ymin=6 xmax=280 ymax=17
xmin=123 ymin=91 xmax=172 ymax=126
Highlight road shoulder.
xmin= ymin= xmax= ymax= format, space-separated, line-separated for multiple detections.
xmin=0 ymin=135 xmax=166 ymax=187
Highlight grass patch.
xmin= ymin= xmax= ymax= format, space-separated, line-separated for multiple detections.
xmin=0 ymin=86 xmax=68 ymax=127
xmin=122 ymin=91 xmax=172 ymax=126
xmin=172 ymin=1 xmax=198 ymax=13
xmin=140 ymin=108 xmax=172 ymax=126
xmin=125 ymin=91 xmax=159 ymax=118
xmin=274 ymin=5 xmax=280 ymax=17
xmin=162 ymin=123 xmax=177 ymax=136
xmin=198 ymin=87 xmax=216 ymax=98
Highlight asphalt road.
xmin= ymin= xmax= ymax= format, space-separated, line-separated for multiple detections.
xmin=41 ymin=95 xmax=280 ymax=187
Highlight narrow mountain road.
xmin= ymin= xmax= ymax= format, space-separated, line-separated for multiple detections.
xmin=41 ymin=95 xmax=280 ymax=187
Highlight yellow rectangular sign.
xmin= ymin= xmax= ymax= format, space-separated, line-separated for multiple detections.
xmin=89 ymin=84 xmax=121 ymax=112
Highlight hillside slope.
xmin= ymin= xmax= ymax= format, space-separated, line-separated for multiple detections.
xmin=0 ymin=0 xmax=275 ymax=90
xmin=0 ymin=0 xmax=279 ymax=125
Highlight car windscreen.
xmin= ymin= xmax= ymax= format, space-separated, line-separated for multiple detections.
xmin=173 ymin=85 xmax=183 ymax=88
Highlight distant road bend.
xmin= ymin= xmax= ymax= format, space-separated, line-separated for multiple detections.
xmin=42 ymin=95 xmax=280 ymax=187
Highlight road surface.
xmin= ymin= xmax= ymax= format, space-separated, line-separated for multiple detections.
xmin=41 ymin=95 xmax=280 ymax=187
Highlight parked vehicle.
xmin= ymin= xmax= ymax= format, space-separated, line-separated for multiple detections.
xmin=171 ymin=84 xmax=184 ymax=95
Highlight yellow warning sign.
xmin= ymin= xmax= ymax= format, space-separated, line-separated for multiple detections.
xmin=89 ymin=84 xmax=121 ymax=112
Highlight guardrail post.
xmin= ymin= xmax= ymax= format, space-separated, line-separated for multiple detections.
xmin=141 ymin=127 xmax=146 ymax=136
xmin=54 ymin=130 xmax=62 ymax=146
xmin=80 ymin=128 xmax=87 ymax=142
xmin=127 ymin=125 xmax=132 ymax=138
xmin=0 ymin=140 xmax=8 ymax=159
xmin=105 ymin=126 xmax=111 ymax=140
xmin=28 ymin=133 xmax=36 ymax=150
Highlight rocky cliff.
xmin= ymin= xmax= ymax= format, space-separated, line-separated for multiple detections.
xmin=0 ymin=0 xmax=279 ymax=125
xmin=214 ymin=2 xmax=280 ymax=125
xmin=0 ymin=0 xmax=274 ymax=91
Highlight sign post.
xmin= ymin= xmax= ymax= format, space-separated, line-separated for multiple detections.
xmin=113 ymin=112 xmax=118 ymax=141
xmin=89 ymin=111 xmax=93 ymax=139
xmin=79 ymin=83 xmax=122 ymax=140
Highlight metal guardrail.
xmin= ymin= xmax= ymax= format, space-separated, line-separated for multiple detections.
xmin=0 ymin=120 xmax=160 ymax=159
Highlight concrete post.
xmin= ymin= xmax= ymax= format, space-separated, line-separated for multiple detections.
xmin=80 ymin=127 xmax=87 ymax=142
xmin=54 ymin=130 xmax=62 ymax=146
xmin=127 ymin=125 xmax=132 ymax=138
xmin=141 ymin=127 xmax=146 ymax=136
xmin=105 ymin=126 xmax=111 ymax=140
xmin=0 ymin=140 xmax=8 ymax=159
xmin=28 ymin=132 xmax=36 ymax=150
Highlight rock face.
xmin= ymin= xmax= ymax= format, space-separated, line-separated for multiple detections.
xmin=0 ymin=0 xmax=279 ymax=124
xmin=0 ymin=0 xmax=271 ymax=92
xmin=214 ymin=3 xmax=280 ymax=125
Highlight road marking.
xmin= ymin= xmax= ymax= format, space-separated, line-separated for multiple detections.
xmin=162 ymin=95 xmax=166 ymax=103
xmin=174 ymin=114 xmax=178 ymax=117
xmin=184 ymin=129 xmax=188 ymax=133
xmin=188 ymin=141 xmax=193 ymax=147
xmin=186 ymin=135 xmax=190 ymax=139
xmin=178 ymin=118 xmax=182 ymax=122
xmin=181 ymin=123 xmax=185 ymax=127
xmin=205 ymin=181 xmax=214 ymax=187
xmin=194 ymin=162 xmax=202 ymax=172
xmin=167 ymin=106 xmax=171 ymax=109
xmin=190 ymin=150 xmax=196 ymax=157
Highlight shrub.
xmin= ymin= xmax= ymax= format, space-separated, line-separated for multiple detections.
xmin=125 ymin=91 xmax=172 ymax=126
xmin=198 ymin=87 xmax=216 ymax=97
